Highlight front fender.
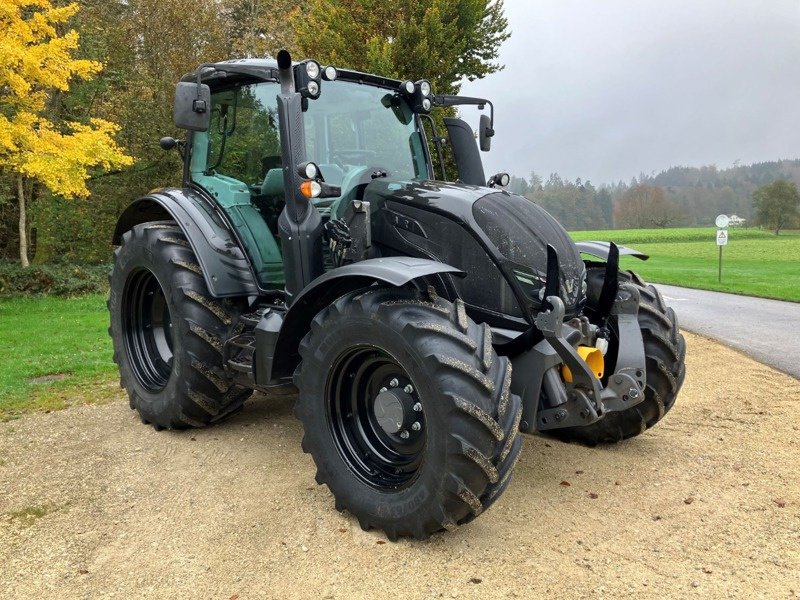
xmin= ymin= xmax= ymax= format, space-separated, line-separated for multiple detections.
xmin=113 ymin=188 xmax=259 ymax=297
xmin=265 ymin=258 xmax=464 ymax=381
xmin=576 ymin=241 xmax=649 ymax=262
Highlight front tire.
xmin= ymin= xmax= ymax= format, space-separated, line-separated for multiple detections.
xmin=552 ymin=268 xmax=686 ymax=445
xmin=294 ymin=288 xmax=522 ymax=540
xmin=109 ymin=222 xmax=251 ymax=429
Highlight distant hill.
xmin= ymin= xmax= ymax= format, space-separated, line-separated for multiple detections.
xmin=509 ymin=159 xmax=800 ymax=230
xmin=635 ymin=159 xmax=800 ymax=226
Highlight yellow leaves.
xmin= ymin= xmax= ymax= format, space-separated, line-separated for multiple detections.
xmin=0 ymin=0 xmax=133 ymax=199
xmin=11 ymin=115 xmax=133 ymax=198
xmin=0 ymin=0 xmax=101 ymax=112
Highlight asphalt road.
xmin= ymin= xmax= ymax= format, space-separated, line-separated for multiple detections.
xmin=655 ymin=284 xmax=800 ymax=379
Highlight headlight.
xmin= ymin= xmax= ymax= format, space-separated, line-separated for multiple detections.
xmin=401 ymin=80 xmax=415 ymax=95
xmin=419 ymin=80 xmax=431 ymax=97
xmin=323 ymin=66 xmax=337 ymax=81
xmin=305 ymin=61 xmax=320 ymax=79
xmin=304 ymin=162 xmax=318 ymax=179
xmin=422 ymin=98 xmax=431 ymax=111
xmin=307 ymin=80 xmax=320 ymax=97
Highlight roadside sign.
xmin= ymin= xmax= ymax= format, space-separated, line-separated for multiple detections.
xmin=715 ymin=214 xmax=730 ymax=228
xmin=716 ymin=229 xmax=728 ymax=282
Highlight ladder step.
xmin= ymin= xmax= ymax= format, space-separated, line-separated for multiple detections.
xmin=229 ymin=334 xmax=256 ymax=350
xmin=240 ymin=307 xmax=271 ymax=328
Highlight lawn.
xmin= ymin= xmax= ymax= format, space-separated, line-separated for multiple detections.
xmin=571 ymin=227 xmax=800 ymax=302
xmin=0 ymin=294 xmax=116 ymax=420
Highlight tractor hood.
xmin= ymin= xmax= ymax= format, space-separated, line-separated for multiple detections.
xmin=363 ymin=179 xmax=586 ymax=321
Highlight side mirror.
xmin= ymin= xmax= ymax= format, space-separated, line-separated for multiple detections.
xmin=174 ymin=82 xmax=211 ymax=132
xmin=479 ymin=114 xmax=494 ymax=152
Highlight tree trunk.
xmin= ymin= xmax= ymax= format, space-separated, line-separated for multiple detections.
xmin=18 ymin=174 xmax=30 ymax=268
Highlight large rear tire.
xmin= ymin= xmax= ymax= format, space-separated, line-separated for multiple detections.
xmin=552 ymin=268 xmax=686 ymax=445
xmin=294 ymin=288 xmax=523 ymax=540
xmin=109 ymin=221 xmax=251 ymax=429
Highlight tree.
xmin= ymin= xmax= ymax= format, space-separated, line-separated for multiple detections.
xmin=508 ymin=175 xmax=529 ymax=196
xmin=0 ymin=1 xmax=132 ymax=266
xmin=753 ymin=180 xmax=799 ymax=235
xmin=225 ymin=0 xmax=298 ymax=58
xmin=292 ymin=0 xmax=510 ymax=94
xmin=529 ymin=175 xmax=608 ymax=231
xmin=614 ymin=185 xmax=684 ymax=229
xmin=595 ymin=187 xmax=614 ymax=228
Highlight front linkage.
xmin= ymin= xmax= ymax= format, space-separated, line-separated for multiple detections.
xmin=514 ymin=287 xmax=646 ymax=433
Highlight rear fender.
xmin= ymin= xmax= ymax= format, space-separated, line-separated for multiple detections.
xmin=264 ymin=258 xmax=464 ymax=382
xmin=113 ymin=188 xmax=259 ymax=297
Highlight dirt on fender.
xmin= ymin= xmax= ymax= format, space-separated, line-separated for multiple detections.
xmin=1 ymin=332 xmax=798 ymax=599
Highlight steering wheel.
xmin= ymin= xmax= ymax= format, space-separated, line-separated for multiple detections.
xmin=330 ymin=149 xmax=376 ymax=169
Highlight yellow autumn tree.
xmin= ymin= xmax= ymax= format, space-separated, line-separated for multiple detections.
xmin=0 ymin=0 xmax=133 ymax=266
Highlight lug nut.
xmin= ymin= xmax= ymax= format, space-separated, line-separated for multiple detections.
xmin=404 ymin=384 xmax=414 ymax=394
xmin=379 ymin=387 xmax=388 ymax=393
xmin=399 ymin=430 xmax=410 ymax=439
xmin=411 ymin=422 xmax=421 ymax=431
xmin=412 ymin=402 xmax=423 ymax=412
xmin=389 ymin=378 xmax=399 ymax=388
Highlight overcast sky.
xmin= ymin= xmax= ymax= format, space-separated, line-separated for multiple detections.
xmin=459 ymin=0 xmax=800 ymax=184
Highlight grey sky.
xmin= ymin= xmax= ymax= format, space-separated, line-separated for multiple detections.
xmin=459 ymin=0 xmax=800 ymax=184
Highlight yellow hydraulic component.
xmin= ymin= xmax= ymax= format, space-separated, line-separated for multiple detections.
xmin=562 ymin=346 xmax=605 ymax=382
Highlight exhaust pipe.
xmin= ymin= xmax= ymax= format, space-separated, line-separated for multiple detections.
xmin=277 ymin=49 xmax=294 ymax=95
xmin=274 ymin=49 xmax=324 ymax=304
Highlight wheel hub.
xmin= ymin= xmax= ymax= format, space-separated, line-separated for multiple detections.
xmin=374 ymin=389 xmax=414 ymax=435
xmin=326 ymin=346 xmax=427 ymax=489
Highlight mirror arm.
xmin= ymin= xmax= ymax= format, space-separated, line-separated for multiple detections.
xmin=432 ymin=95 xmax=494 ymax=131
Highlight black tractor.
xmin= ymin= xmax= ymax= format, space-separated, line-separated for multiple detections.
xmin=109 ymin=50 xmax=685 ymax=540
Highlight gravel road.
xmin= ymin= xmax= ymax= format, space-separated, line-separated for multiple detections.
xmin=1 ymin=332 xmax=798 ymax=599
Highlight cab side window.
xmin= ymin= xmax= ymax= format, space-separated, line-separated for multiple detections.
xmin=206 ymin=84 xmax=281 ymax=185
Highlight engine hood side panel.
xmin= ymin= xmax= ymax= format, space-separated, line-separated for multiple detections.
xmin=362 ymin=180 xmax=586 ymax=318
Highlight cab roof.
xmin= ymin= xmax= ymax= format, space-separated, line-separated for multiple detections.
xmin=180 ymin=58 xmax=406 ymax=92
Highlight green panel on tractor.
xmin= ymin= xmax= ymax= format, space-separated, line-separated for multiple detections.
xmin=191 ymin=132 xmax=284 ymax=288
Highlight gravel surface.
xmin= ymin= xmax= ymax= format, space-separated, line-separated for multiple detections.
xmin=1 ymin=332 xmax=798 ymax=599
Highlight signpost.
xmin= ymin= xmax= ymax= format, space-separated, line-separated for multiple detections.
xmin=715 ymin=215 xmax=729 ymax=282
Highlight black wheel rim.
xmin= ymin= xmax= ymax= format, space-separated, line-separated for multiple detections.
xmin=122 ymin=268 xmax=174 ymax=392
xmin=326 ymin=346 xmax=426 ymax=490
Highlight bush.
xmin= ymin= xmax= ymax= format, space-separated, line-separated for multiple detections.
xmin=0 ymin=261 xmax=110 ymax=298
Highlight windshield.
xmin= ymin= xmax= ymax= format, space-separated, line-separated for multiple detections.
xmin=304 ymin=80 xmax=430 ymax=186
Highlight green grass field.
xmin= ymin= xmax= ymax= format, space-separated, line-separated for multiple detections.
xmin=571 ymin=227 xmax=800 ymax=302
xmin=0 ymin=294 xmax=116 ymax=420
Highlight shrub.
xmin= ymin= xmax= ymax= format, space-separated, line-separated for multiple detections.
xmin=0 ymin=261 xmax=110 ymax=298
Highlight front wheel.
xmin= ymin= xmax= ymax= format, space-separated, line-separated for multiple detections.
xmin=294 ymin=288 xmax=523 ymax=540
xmin=552 ymin=268 xmax=686 ymax=445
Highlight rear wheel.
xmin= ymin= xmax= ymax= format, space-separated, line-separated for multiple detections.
xmin=552 ymin=268 xmax=686 ymax=445
xmin=294 ymin=288 xmax=523 ymax=540
xmin=109 ymin=221 xmax=251 ymax=429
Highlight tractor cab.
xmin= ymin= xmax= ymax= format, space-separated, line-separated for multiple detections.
xmin=175 ymin=55 xmax=496 ymax=296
